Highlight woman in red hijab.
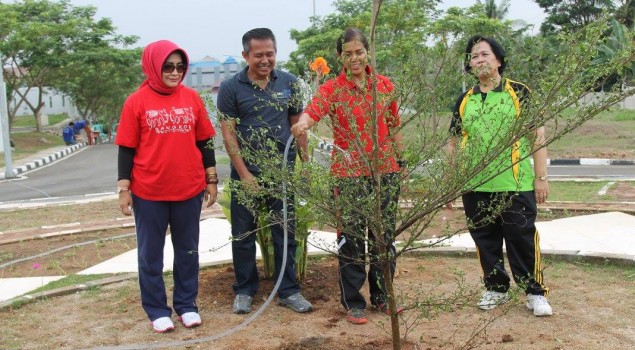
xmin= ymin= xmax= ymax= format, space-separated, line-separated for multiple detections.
xmin=115 ymin=40 xmax=217 ymax=333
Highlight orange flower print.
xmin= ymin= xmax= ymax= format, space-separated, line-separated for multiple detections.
xmin=309 ymin=57 xmax=330 ymax=75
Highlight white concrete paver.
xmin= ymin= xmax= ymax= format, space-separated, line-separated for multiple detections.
xmin=78 ymin=218 xmax=234 ymax=275
xmin=2 ymin=212 xmax=635 ymax=303
xmin=0 ymin=276 xmax=65 ymax=302
xmin=78 ymin=218 xmax=339 ymax=275
xmin=538 ymin=212 xmax=635 ymax=256
xmin=427 ymin=211 xmax=635 ymax=258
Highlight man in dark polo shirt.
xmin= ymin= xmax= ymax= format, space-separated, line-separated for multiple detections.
xmin=217 ymin=27 xmax=312 ymax=315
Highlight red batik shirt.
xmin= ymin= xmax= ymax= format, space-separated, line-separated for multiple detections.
xmin=304 ymin=66 xmax=400 ymax=177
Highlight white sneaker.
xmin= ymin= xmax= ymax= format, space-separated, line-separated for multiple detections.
xmin=178 ymin=312 xmax=202 ymax=328
xmin=526 ymin=294 xmax=553 ymax=316
xmin=477 ymin=291 xmax=510 ymax=310
xmin=151 ymin=316 xmax=175 ymax=333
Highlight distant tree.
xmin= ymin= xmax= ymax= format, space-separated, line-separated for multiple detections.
xmin=536 ymin=0 xmax=617 ymax=34
xmin=285 ymin=0 xmax=441 ymax=77
xmin=55 ymin=47 xmax=142 ymax=124
xmin=475 ymin=0 xmax=532 ymax=30
xmin=615 ymin=0 xmax=634 ymax=27
xmin=0 ymin=2 xmax=22 ymax=125
xmin=591 ymin=18 xmax=635 ymax=87
xmin=0 ymin=0 xmax=136 ymax=130
xmin=477 ymin=0 xmax=510 ymax=20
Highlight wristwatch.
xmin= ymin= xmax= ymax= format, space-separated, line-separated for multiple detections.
xmin=536 ymin=175 xmax=548 ymax=181
xmin=117 ymin=186 xmax=129 ymax=194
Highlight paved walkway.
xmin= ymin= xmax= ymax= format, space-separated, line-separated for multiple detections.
xmin=1 ymin=145 xmax=635 ymax=306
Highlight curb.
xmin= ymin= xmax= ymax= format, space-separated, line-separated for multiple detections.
xmin=406 ymin=247 xmax=635 ymax=266
xmin=1 ymin=143 xmax=86 ymax=180
xmin=0 ymin=273 xmax=137 ymax=310
xmin=549 ymin=158 xmax=635 ymax=166
xmin=3 ymin=202 xmax=633 ymax=246
xmin=0 ymin=210 xmax=225 ymax=246
xmin=314 ymin=141 xmax=635 ymax=166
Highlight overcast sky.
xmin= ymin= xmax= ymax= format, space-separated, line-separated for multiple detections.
xmin=67 ymin=0 xmax=547 ymax=62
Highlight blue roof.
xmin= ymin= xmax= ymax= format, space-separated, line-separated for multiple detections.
xmin=190 ymin=60 xmax=221 ymax=68
xmin=223 ymin=56 xmax=238 ymax=64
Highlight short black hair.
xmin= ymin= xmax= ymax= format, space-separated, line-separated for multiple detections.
xmin=242 ymin=28 xmax=277 ymax=54
xmin=336 ymin=28 xmax=369 ymax=55
xmin=69 ymin=122 xmax=74 ymax=126
xmin=464 ymin=35 xmax=507 ymax=75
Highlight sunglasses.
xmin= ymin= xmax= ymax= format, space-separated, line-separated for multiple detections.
xmin=162 ymin=63 xmax=186 ymax=74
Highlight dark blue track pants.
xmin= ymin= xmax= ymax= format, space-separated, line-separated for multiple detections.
xmin=132 ymin=191 xmax=204 ymax=321
xmin=229 ymin=170 xmax=300 ymax=298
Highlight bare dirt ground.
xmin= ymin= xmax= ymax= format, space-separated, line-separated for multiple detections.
xmin=1 ymin=254 xmax=634 ymax=350
xmin=0 ymin=187 xmax=634 ymax=349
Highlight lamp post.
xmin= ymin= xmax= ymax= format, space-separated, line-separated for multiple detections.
xmin=0 ymin=55 xmax=16 ymax=179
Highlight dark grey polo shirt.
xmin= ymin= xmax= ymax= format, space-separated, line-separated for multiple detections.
xmin=217 ymin=67 xmax=303 ymax=173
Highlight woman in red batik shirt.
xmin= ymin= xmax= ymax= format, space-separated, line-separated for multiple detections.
xmin=291 ymin=28 xmax=405 ymax=325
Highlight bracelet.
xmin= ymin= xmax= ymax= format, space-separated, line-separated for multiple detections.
xmin=205 ymin=172 xmax=218 ymax=184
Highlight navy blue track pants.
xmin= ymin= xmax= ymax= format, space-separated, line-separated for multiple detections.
xmin=132 ymin=191 xmax=204 ymax=321
xmin=229 ymin=169 xmax=300 ymax=299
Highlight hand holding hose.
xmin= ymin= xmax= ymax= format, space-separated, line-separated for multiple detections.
xmin=291 ymin=113 xmax=316 ymax=139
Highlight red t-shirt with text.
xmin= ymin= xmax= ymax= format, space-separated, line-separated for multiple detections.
xmin=115 ymin=85 xmax=215 ymax=200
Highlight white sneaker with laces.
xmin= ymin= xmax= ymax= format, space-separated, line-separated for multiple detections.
xmin=526 ymin=294 xmax=553 ymax=316
xmin=151 ymin=316 xmax=175 ymax=333
xmin=477 ymin=291 xmax=510 ymax=310
xmin=178 ymin=312 xmax=202 ymax=328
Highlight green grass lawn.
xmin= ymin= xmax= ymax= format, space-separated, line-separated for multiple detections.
xmin=396 ymin=108 xmax=635 ymax=160
xmin=1 ymin=132 xmax=65 ymax=168
xmin=545 ymin=109 xmax=635 ymax=159
xmin=548 ymin=180 xmax=618 ymax=202
xmin=12 ymin=113 xmax=69 ymax=128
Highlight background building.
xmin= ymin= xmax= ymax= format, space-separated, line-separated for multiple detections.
xmin=184 ymin=56 xmax=243 ymax=126
xmin=185 ymin=56 xmax=243 ymax=93
xmin=11 ymin=87 xmax=79 ymax=120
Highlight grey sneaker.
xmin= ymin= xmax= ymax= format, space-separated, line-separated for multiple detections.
xmin=477 ymin=291 xmax=510 ymax=310
xmin=277 ymin=292 xmax=313 ymax=313
xmin=346 ymin=308 xmax=368 ymax=324
xmin=233 ymin=294 xmax=253 ymax=314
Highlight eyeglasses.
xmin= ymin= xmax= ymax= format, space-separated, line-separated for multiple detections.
xmin=162 ymin=63 xmax=186 ymax=74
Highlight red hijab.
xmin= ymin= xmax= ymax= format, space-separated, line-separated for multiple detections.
xmin=140 ymin=40 xmax=189 ymax=95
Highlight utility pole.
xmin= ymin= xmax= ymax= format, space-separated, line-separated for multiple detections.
xmin=1 ymin=55 xmax=16 ymax=179
xmin=313 ymin=0 xmax=316 ymax=17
